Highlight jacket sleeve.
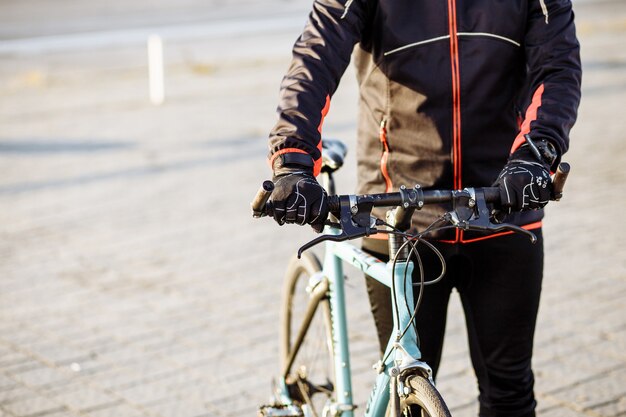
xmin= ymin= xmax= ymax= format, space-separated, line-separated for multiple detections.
xmin=512 ymin=0 xmax=582 ymax=166
xmin=268 ymin=0 xmax=370 ymax=176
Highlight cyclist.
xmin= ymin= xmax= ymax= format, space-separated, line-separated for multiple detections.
xmin=264 ymin=1 xmax=581 ymax=416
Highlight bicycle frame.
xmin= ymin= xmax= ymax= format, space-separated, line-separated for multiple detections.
xmin=323 ymin=237 xmax=431 ymax=417
xmin=276 ymin=175 xmax=432 ymax=417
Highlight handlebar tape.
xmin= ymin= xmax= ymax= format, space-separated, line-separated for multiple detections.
xmin=552 ymin=162 xmax=570 ymax=201
xmin=251 ymin=180 xmax=274 ymax=218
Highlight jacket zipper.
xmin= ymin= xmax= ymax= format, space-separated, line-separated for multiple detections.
xmin=379 ymin=119 xmax=393 ymax=192
xmin=448 ymin=0 xmax=462 ymax=242
xmin=448 ymin=0 xmax=461 ymax=190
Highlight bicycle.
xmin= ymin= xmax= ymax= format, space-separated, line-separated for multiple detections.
xmin=251 ymin=139 xmax=570 ymax=417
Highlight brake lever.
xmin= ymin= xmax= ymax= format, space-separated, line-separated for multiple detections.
xmin=297 ymin=228 xmax=370 ymax=258
xmin=466 ymin=221 xmax=537 ymax=244
xmin=449 ymin=188 xmax=537 ymax=244
xmin=297 ymin=195 xmax=378 ymax=258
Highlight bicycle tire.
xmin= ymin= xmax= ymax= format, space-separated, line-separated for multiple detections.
xmin=281 ymin=252 xmax=335 ymax=417
xmin=400 ymin=374 xmax=451 ymax=417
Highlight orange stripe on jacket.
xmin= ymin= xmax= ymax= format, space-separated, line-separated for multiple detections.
xmin=314 ymin=95 xmax=332 ymax=176
xmin=379 ymin=121 xmax=393 ymax=192
xmin=368 ymin=221 xmax=543 ymax=243
xmin=268 ymin=148 xmax=310 ymax=169
xmin=268 ymin=95 xmax=331 ymax=176
xmin=511 ymin=84 xmax=545 ymax=153
xmin=447 ymin=0 xmax=462 ymax=243
xmin=460 ymin=221 xmax=542 ymax=243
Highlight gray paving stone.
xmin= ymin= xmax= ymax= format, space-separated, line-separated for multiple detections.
xmin=45 ymin=384 xmax=119 ymax=413
xmin=0 ymin=361 xmax=43 ymax=376
xmin=539 ymin=405 xmax=588 ymax=417
xmin=0 ymin=394 xmax=66 ymax=417
xmin=143 ymin=398 xmax=212 ymax=417
xmin=82 ymin=403 xmax=148 ymax=417
xmin=0 ymin=407 xmax=14 ymax=417
xmin=0 ymin=385 xmax=32 ymax=404
xmin=549 ymin=367 xmax=626 ymax=412
xmin=82 ymin=367 xmax=144 ymax=391
xmin=7 ymin=366 xmax=74 ymax=390
xmin=590 ymin=395 xmax=626 ymax=417
xmin=0 ymin=351 xmax=32 ymax=371
xmin=0 ymin=375 xmax=17 ymax=391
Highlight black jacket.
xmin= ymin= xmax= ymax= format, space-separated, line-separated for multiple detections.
xmin=268 ymin=0 xmax=581 ymax=241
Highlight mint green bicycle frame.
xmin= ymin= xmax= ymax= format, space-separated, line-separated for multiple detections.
xmin=278 ymin=230 xmax=434 ymax=417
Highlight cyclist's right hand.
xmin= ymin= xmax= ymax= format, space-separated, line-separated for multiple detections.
xmin=266 ymin=170 xmax=328 ymax=233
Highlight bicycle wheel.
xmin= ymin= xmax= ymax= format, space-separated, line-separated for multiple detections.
xmin=281 ymin=252 xmax=335 ymax=417
xmin=399 ymin=374 xmax=451 ymax=417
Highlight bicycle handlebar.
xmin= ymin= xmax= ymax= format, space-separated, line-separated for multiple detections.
xmin=251 ymin=183 xmax=500 ymax=219
xmin=251 ymin=180 xmax=275 ymax=218
xmin=324 ymin=187 xmax=502 ymax=216
xmin=252 ymin=162 xmax=570 ymax=256
xmin=552 ymin=162 xmax=570 ymax=201
xmin=251 ymin=162 xmax=570 ymax=218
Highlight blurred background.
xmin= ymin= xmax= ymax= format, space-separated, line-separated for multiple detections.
xmin=0 ymin=0 xmax=624 ymax=416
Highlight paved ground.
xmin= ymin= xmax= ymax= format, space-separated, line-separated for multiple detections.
xmin=0 ymin=0 xmax=625 ymax=416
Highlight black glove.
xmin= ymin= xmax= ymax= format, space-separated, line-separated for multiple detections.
xmin=266 ymin=169 xmax=328 ymax=233
xmin=494 ymin=137 xmax=557 ymax=212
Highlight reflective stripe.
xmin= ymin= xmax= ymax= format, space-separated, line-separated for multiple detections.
xmin=384 ymin=32 xmax=519 ymax=56
xmin=384 ymin=35 xmax=451 ymax=56
xmin=341 ymin=0 xmax=354 ymax=19
xmin=457 ymin=32 xmax=521 ymax=47
xmin=539 ymin=0 xmax=549 ymax=24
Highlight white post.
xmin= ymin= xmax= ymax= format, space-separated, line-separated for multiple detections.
xmin=148 ymin=35 xmax=164 ymax=105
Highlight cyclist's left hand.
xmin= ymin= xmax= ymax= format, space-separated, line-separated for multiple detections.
xmin=494 ymin=140 xmax=555 ymax=212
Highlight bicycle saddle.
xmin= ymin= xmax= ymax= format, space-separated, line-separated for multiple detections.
xmin=321 ymin=139 xmax=348 ymax=173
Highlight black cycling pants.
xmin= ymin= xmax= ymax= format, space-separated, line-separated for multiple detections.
xmin=363 ymin=230 xmax=543 ymax=417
